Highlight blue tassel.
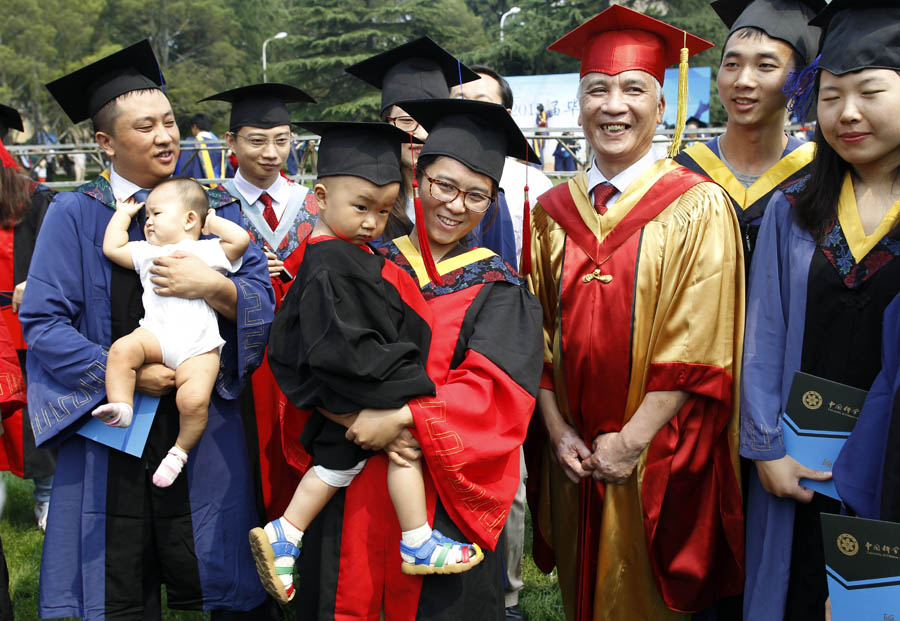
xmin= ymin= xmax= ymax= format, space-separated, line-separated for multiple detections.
xmin=783 ymin=54 xmax=820 ymax=123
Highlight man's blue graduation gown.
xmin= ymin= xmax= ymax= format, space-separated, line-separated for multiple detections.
xmin=19 ymin=173 xmax=274 ymax=619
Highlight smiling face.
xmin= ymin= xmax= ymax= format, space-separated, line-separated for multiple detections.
xmin=717 ymin=29 xmax=795 ymax=129
xmin=817 ymin=69 xmax=900 ymax=173
xmin=417 ymin=156 xmax=493 ymax=260
xmin=143 ymin=183 xmax=196 ymax=246
xmin=226 ymin=124 xmax=291 ymax=189
xmin=96 ymin=90 xmax=179 ymax=188
xmin=313 ymin=176 xmax=399 ymax=245
xmin=578 ymin=70 xmax=664 ymax=179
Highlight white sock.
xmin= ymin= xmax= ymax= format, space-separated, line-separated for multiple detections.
xmin=265 ymin=517 xmax=303 ymax=592
xmin=92 ymin=402 xmax=133 ymax=427
xmin=152 ymin=446 xmax=188 ymax=488
xmin=401 ymin=523 xmax=432 ymax=549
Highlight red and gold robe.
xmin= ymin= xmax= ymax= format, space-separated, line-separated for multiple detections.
xmin=527 ymin=159 xmax=745 ymax=620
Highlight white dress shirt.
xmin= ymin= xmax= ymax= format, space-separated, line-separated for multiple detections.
xmin=585 ymin=149 xmax=660 ymax=210
xmin=232 ymin=170 xmax=291 ymax=221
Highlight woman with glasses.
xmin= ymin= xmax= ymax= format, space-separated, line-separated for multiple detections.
xmin=292 ymin=99 xmax=543 ymax=620
xmin=345 ymin=37 xmax=480 ymax=242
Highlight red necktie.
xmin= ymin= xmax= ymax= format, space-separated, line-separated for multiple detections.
xmin=593 ymin=182 xmax=616 ymax=216
xmin=259 ymin=192 xmax=279 ymax=230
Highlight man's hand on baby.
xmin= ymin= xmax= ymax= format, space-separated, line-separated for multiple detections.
xmin=115 ymin=197 xmax=144 ymax=218
xmin=135 ymin=363 xmax=175 ymax=396
xmin=151 ymin=251 xmax=217 ymax=299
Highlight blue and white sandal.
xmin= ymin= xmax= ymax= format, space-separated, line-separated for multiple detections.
xmin=249 ymin=521 xmax=299 ymax=603
xmin=400 ymin=529 xmax=484 ymax=575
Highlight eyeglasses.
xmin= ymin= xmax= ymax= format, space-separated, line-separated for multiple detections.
xmin=235 ymin=134 xmax=292 ymax=148
xmin=385 ymin=115 xmax=420 ymax=133
xmin=421 ymin=173 xmax=493 ymax=213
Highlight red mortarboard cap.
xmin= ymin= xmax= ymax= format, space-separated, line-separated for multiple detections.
xmin=547 ymin=4 xmax=713 ymax=84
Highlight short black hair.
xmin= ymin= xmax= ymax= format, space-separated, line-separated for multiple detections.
xmin=190 ymin=113 xmax=212 ymax=131
xmin=91 ymin=88 xmax=163 ymax=135
xmin=150 ymin=176 xmax=209 ymax=226
xmin=468 ymin=64 xmax=514 ymax=109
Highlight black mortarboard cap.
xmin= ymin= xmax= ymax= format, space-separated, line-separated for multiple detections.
xmin=294 ymin=122 xmax=418 ymax=186
xmin=199 ymin=83 xmax=316 ymax=131
xmin=811 ymin=0 xmax=900 ymax=75
xmin=711 ymin=0 xmax=826 ymax=65
xmin=345 ymin=37 xmax=480 ymax=114
xmin=396 ymin=99 xmax=540 ymax=184
xmin=45 ymin=40 xmax=164 ymax=124
xmin=0 ymin=104 xmax=23 ymax=134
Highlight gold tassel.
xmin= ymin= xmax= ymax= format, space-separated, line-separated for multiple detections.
xmin=668 ymin=32 xmax=690 ymax=158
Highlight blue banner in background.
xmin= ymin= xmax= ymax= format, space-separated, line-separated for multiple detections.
xmin=505 ymin=67 xmax=711 ymax=130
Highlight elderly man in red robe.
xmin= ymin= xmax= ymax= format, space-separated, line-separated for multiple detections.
xmin=527 ymin=6 xmax=746 ymax=620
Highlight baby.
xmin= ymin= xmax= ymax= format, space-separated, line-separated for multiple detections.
xmin=92 ymin=177 xmax=249 ymax=487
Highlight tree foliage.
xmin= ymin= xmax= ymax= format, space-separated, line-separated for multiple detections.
xmin=0 ymin=0 xmax=738 ymax=138
xmin=272 ymin=0 xmax=487 ymax=121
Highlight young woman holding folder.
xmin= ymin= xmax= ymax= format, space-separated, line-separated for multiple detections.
xmin=740 ymin=1 xmax=900 ymax=619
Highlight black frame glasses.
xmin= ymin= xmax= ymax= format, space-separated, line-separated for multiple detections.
xmin=385 ymin=115 xmax=420 ymax=133
xmin=421 ymin=172 xmax=494 ymax=213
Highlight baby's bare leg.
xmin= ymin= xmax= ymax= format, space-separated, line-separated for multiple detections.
xmin=172 ymin=351 xmax=219 ymax=453
xmin=388 ymin=456 xmax=427 ymax=532
xmin=106 ymin=328 xmax=163 ymax=405
xmin=284 ymin=468 xmax=341 ymax=532
xmin=151 ymin=350 xmax=218 ymax=488
xmin=93 ymin=328 xmax=162 ymax=427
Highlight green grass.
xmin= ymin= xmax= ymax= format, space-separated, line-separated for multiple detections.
xmin=2 ymin=471 xmax=563 ymax=620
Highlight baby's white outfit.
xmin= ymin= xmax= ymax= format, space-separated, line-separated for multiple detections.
xmin=130 ymin=238 xmax=242 ymax=369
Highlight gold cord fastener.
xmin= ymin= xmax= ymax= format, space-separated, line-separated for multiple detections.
xmin=582 ymin=268 xmax=612 ymax=284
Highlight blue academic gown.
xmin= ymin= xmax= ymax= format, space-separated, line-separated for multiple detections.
xmin=19 ymin=173 xmax=274 ymax=619
xmin=833 ymin=293 xmax=900 ymax=520
xmin=741 ymin=188 xmax=900 ymax=619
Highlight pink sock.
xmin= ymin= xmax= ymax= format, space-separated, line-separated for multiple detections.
xmin=152 ymin=446 xmax=188 ymax=487
xmin=92 ymin=402 xmax=133 ymax=427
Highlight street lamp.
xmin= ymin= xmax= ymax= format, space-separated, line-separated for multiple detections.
xmin=499 ymin=7 xmax=521 ymax=42
xmin=262 ymin=32 xmax=288 ymax=82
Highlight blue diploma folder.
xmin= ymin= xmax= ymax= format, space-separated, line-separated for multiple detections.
xmin=822 ymin=513 xmax=900 ymax=620
xmin=782 ymin=372 xmax=866 ymax=500
xmin=76 ymin=392 xmax=159 ymax=457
